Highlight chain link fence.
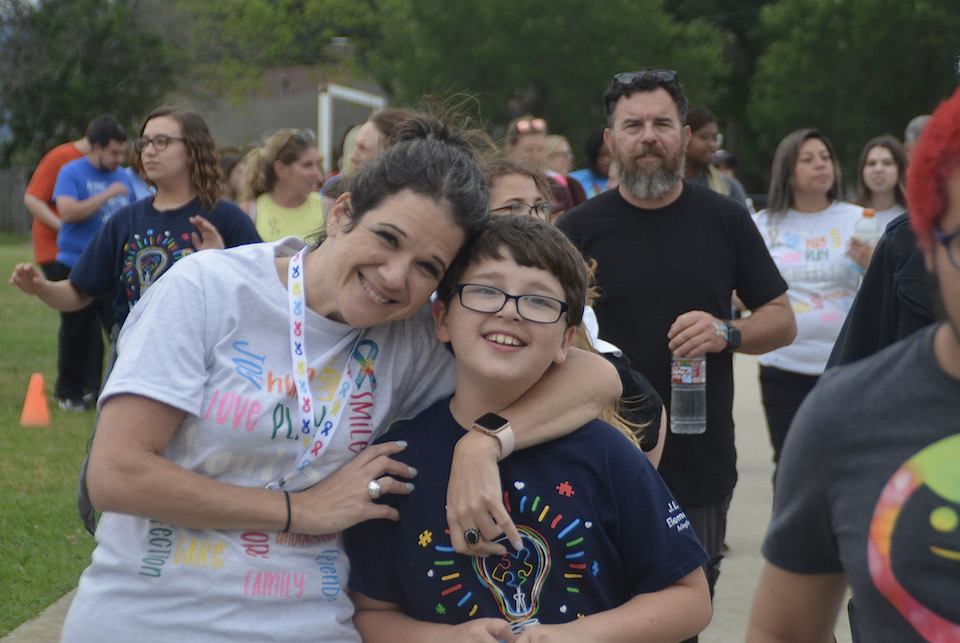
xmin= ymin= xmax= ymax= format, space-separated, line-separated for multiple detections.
xmin=0 ymin=168 xmax=30 ymax=235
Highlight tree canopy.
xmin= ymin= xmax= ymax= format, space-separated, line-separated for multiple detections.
xmin=0 ymin=0 xmax=180 ymax=167
xmin=745 ymin=0 xmax=959 ymax=192
xmin=373 ymin=0 xmax=730 ymax=157
xmin=162 ymin=0 xmax=386 ymax=98
xmin=3 ymin=0 xmax=959 ymax=195
xmin=161 ymin=0 xmax=730 ymax=162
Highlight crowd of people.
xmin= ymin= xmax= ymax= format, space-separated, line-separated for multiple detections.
xmin=8 ymin=64 xmax=960 ymax=642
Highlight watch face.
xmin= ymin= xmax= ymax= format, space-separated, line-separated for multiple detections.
xmin=474 ymin=412 xmax=509 ymax=432
xmin=728 ymin=326 xmax=741 ymax=348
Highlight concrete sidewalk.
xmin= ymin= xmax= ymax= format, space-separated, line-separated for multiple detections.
xmin=3 ymin=355 xmax=852 ymax=642
xmin=2 ymin=590 xmax=74 ymax=642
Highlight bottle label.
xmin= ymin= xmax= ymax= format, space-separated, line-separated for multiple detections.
xmin=671 ymin=358 xmax=706 ymax=385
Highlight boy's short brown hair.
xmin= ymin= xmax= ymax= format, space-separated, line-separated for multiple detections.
xmin=438 ymin=214 xmax=587 ymax=327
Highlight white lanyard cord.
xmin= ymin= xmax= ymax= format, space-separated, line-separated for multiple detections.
xmin=269 ymin=247 xmax=358 ymax=489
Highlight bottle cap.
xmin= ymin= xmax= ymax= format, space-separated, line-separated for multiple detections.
xmin=862 ymin=208 xmax=875 ymax=218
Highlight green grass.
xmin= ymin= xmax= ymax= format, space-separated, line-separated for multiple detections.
xmin=0 ymin=236 xmax=97 ymax=635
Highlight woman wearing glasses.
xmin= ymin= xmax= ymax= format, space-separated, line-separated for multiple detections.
xmin=10 ymin=106 xmax=261 ymax=534
xmin=484 ymin=158 xmax=554 ymax=221
xmin=240 ymin=128 xmax=325 ymax=241
xmin=57 ymin=113 xmax=620 ymax=642
xmin=752 ymin=129 xmax=864 ymax=468
xmin=10 ymin=106 xmax=260 ymax=339
xmin=505 ymin=116 xmax=586 ymax=220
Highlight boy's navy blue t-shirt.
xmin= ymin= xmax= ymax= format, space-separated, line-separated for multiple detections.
xmin=345 ymin=397 xmax=707 ymax=625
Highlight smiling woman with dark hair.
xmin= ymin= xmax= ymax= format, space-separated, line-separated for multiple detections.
xmin=683 ymin=105 xmax=750 ymax=209
xmin=11 ymin=106 xmax=261 ymax=335
xmin=51 ymin=112 xmax=621 ymax=642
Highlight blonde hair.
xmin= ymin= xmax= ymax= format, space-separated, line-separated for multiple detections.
xmin=544 ymin=134 xmax=569 ymax=156
xmin=575 ymin=258 xmax=647 ymax=449
xmin=240 ymin=129 xmax=315 ymax=201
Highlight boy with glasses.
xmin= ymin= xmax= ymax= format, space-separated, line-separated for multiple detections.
xmin=484 ymin=158 xmax=667 ymax=464
xmin=346 ymin=215 xmax=710 ymax=642
xmin=748 ymin=87 xmax=960 ymax=642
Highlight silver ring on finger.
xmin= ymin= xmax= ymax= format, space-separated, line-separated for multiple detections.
xmin=463 ymin=527 xmax=481 ymax=546
xmin=366 ymin=479 xmax=382 ymax=500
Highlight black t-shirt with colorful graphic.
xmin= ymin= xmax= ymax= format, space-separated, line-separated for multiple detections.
xmin=70 ymin=196 xmax=261 ymax=327
xmin=345 ymin=398 xmax=707 ymax=628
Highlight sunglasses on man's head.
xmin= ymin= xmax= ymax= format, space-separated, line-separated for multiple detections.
xmin=514 ymin=118 xmax=546 ymax=134
xmin=613 ymin=70 xmax=678 ymax=85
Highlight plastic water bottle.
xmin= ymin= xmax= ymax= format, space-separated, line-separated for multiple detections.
xmin=670 ymin=355 xmax=706 ymax=435
xmin=853 ymin=207 xmax=881 ymax=247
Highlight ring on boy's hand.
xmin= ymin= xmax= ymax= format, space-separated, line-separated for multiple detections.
xmin=366 ymin=480 xmax=383 ymax=500
xmin=463 ymin=527 xmax=481 ymax=546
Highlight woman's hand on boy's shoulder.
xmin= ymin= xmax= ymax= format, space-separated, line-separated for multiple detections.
xmin=447 ymin=431 xmax=522 ymax=556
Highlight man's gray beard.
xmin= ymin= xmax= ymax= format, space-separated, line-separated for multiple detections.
xmin=615 ymin=152 xmax=685 ymax=200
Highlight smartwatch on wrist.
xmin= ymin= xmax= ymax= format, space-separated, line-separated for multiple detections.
xmin=471 ymin=412 xmax=515 ymax=460
xmin=720 ymin=320 xmax=741 ymax=352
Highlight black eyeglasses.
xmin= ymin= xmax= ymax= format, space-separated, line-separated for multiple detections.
xmin=135 ymin=135 xmax=186 ymax=152
xmin=491 ymin=202 xmax=552 ymax=219
xmin=613 ymin=69 xmax=678 ymax=85
xmin=456 ymin=284 xmax=569 ymax=324
xmin=933 ymin=226 xmax=960 ymax=271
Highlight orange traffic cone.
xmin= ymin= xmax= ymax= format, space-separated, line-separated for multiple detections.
xmin=20 ymin=373 xmax=50 ymax=427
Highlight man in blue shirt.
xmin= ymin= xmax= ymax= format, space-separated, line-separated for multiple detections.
xmin=50 ymin=114 xmax=133 ymax=410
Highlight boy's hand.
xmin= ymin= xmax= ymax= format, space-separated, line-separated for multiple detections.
xmin=445 ymin=618 xmax=515 ymax=642
xmin=447 ymin=431 xmax=522 ymax=556
xmin=515 ymin=624 xmax=577 ymax=642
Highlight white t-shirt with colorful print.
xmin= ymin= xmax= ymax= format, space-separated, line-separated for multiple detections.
xmin=61 ymin=237 xmax=455 ymax=642
xmin=754 ymin=201 xmax=864 ymax=375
